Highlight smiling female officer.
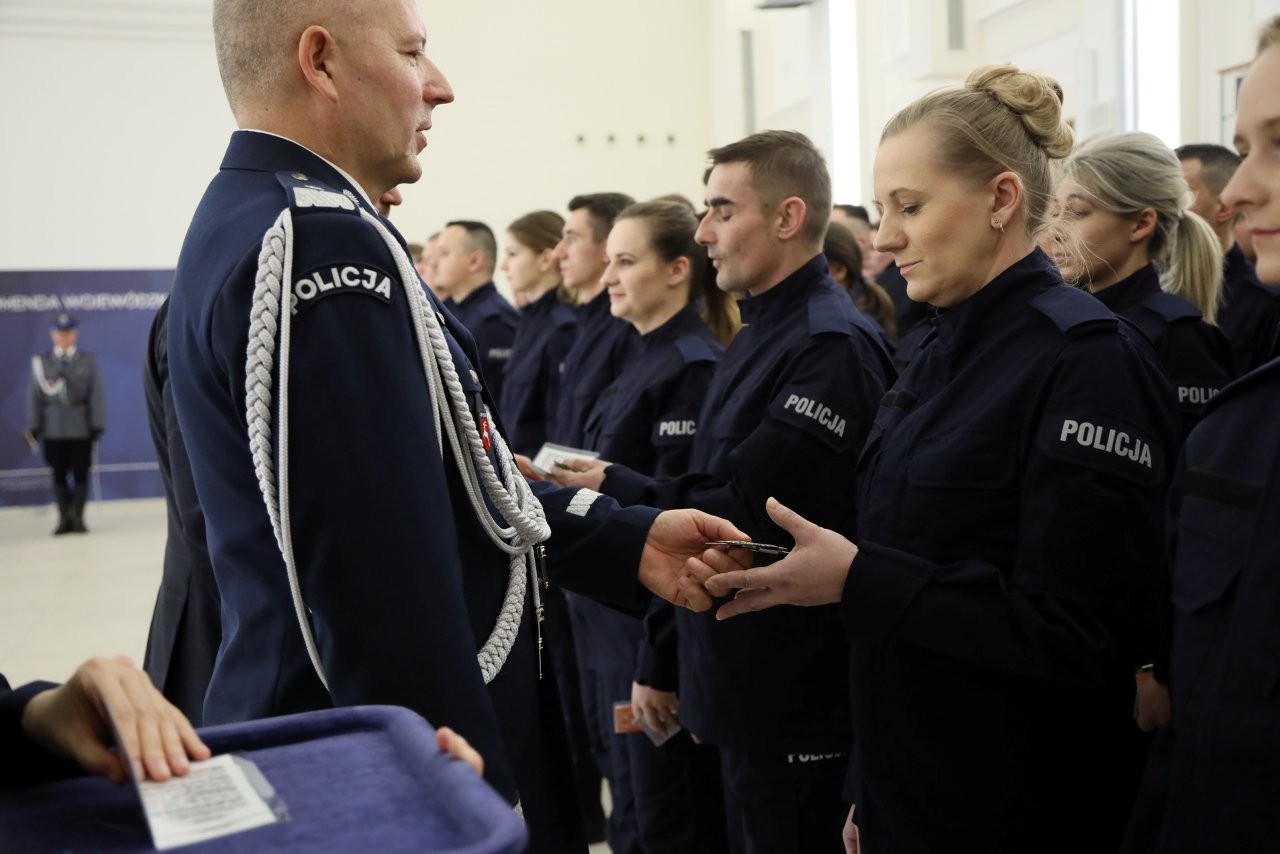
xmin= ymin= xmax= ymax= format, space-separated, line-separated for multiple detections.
xmin=698 ymin=64 xmax=1180 ymax=853
xmin=570 ymin=201 xmax=738 ymax=854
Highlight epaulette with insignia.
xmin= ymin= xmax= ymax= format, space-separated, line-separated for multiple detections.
xmin=274 ymin=171 xmax=362 ymax=216
xmin=807 ymin=291 xmax=857 ymax=337
xmin=674 ymin=333 xmax=719 ymax=365
xmin=1031 ymin=285 xmax=1117 ymax=335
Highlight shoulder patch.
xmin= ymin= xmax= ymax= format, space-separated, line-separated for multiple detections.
xmin=767 ymin=385 xmax=855 ymax=452
xmin=1032 ymin=286 xmax=1117 ymax=335
xmin=290 ymin=263 xmax=395 ymax=316
xmin=807 ymin=291 xmax=857 ymax=338
xmin=1037 ymin=405 xmax=1163 ymax=486
xmin=1139 ymin=291 xmax=1202 ymax=323
xmin=674 ymin=333 xmax=720 ymax=365
xmin=274 ymin=171 xmax=360 ymax=215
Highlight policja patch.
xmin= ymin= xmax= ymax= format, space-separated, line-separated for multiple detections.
xmin=289 ymin=263 xmax=395 ymax=315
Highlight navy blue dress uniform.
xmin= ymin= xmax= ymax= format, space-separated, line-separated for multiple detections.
xmin=877 ymin=262 xmax=934 ymax=368
xmin=498 ymin=287 xmax=577 ymax=457
xmin=442 ymin=281 xmax=519 ymax=404
xmin=142 ymin=299 xmax=221 ymax=726
xmin=26 ymin=317 xmax=105 ymax=534
xmin=1155 ymin=356 xmax=1280 ymax=853
xmin=602 ymin=256 xmax=894 ymax=853
xmin=552 ymin=289 xmax=641 ymax=448
xmin=570 ymin=304 xmax=726 ymax=854
xmin=1218 ymin=243 xmax=1280 ymax=373
xmin=1092 ymin=263 xmax=1234 ymax=438
xmin=838 ymin=249 xmax=1178 ymax=854
xmin=167 ymin=130 xmax=665 ymax=853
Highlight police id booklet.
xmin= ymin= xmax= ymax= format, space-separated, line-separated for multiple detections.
xmin=530 ymin=442 xmax=600 ymax=479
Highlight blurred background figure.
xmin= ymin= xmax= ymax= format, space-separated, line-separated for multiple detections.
xmin=26 ymin=314 xmax=104 ymax=535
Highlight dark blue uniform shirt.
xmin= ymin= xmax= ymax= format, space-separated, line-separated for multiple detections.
xmin=552 ymin=289 xmax=641 ymax=448
xmin=498 ymin=288 xmax=577 ymax=457
xmin=1093 ymin=263 xmax=1234 ymax=439
xmin=1218 ymin=244 xmax=1280 ymax=374
xmin=842 ymin=249 xmax=1179 ymax=853
xmin=442 ymin=281 xmax=518 ymax=404
xmin=1158 ymin=355 xmax=1280 ymax=853
xmin=604 ymin=255 xmax=894 ymax=753
xmin=166 ymin=131 xmax=658 ymax=849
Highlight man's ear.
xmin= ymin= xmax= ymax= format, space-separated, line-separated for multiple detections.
xmin=298 ymin=25 xmax=340 ymax=103
xmin=775 ymin=196 xmax=808 ymax=241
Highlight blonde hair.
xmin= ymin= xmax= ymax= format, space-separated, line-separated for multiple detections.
xmin=1060 ymin=132 xmax=1224 ymax=323
xmin=882 ymin=63 xmax=1074 ymax=238
xmin=1258 ymin=15 xmax=1280 ymax=53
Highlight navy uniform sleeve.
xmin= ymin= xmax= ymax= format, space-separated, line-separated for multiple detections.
xmin=649 ymin=360 xmax=716 ymax=480
xmin=1158 ymin=318 xmax=1234 ymax=440
xmin=220 ymin=210 xmax=518 ymax=794
xmin=604 ymin=332 xmax=888 ymax=544
xmin=841 ymin=332 xmax=1175 ymax=688
xmin=634 ymin=599 xmax=679 ymax=690
xmin=0 ymin=676 xmax=78 ymax=788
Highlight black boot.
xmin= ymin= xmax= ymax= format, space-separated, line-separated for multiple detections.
xmin=53 ymin=484 xmax=72 ymax=535
xmin=70 ymin=483 xmax=89 ymax=533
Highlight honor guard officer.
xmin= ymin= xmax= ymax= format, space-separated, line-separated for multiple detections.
xmin=551 ymin=193 xmax=642 ymax=448
xmin=497 ymin=211 xmax=577 ymax=457
xmin=1053 ymin=133 xmax=1234 ymax=439
xmin=698 ymin=65 xmax=1179 ymax=854
xmin=570 ymin=201 xmax=738 ymax=854
xmin=432 ymin=220 xmax=519 ymax=402
xmin=168 ymin=3 xmax=749 ymax=851
xmin=1148 ymin=25 xmax=1280 ymax=851
xmin=1178 ymin=142 xmax=1280 ymax=373
xmin=26 ymin=313 xmax=104 ymax=535
xmin=554 ymin=131 xmax=894 ymax=854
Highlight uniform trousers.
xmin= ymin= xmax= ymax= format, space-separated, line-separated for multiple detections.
xmin=719 ymin=747 xmax=849 ymax=854
xmin=43 ymin=438 xmax=91 ymax=489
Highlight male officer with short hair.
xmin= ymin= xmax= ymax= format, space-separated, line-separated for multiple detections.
xmin=553 ymin=130 xmax=895 ymax=853
xmin=1178 ymin=142 xmax=1280 ymax=372
xmin=27 ymin=313 xmax=104 ymax=535
xmin=169 ymin=3 xmax=746 ymax=852
xmin=435 ymin=219 xmax=519 ymax=401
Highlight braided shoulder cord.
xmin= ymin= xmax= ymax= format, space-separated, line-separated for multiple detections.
xmin=245 ymin=205 xmax=550 ymax=688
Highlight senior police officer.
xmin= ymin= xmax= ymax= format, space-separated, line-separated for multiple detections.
xmin=168 ymin=3 xmax=749 ymax=852
xmin=553 ymin=131 xmax=894 ymax=853
xmin=434 ymin=220 xmax=519 ymax=402
xmin=26 ymin=314 xmax=104 ymax=535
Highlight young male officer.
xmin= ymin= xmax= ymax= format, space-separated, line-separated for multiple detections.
xmin=551 ymin=193 xmax=640 ymax=447
xmin=553 ymin=131 xmax=895 ymax=852
xmin=27 ymin=313 xmax=104 ymax=535
xmin=1178 ymin=143 xmax=1280 ymax=373
xmin=169 ymin=4 xmax=747 ymax=851
xmin=433 ymin=219 xmax=519 ymax=401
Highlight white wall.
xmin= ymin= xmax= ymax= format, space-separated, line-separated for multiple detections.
xmin=0 ymin=0 xmax=715 ymax=293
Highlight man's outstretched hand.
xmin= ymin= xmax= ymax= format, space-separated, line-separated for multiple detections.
xmin=639 ymin=509 xmax=753 ymax=612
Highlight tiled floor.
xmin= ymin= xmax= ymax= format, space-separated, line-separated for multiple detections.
xmin=0 ymin=496 xmax=612 ymax=852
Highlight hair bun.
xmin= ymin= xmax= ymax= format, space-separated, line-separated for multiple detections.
xmin=966 ymin=63 xmax=1074 ymax=159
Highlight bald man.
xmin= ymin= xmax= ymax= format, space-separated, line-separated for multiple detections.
xmin=164 ymin=3 xmax=748 ymax=850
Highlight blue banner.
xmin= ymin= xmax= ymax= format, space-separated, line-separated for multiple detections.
xmin=1 ymin=270 xmax=172 ymax=507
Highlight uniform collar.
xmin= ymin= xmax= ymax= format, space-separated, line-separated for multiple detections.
xmin=453 ymin=280 xmax=497 ymax=307
xmin=737 ymin=254 xmax=830 ymax=326
xmin=1091 ymin=263 xmax=1160 ymax=314
xmin=223 ymin=130 xmax=378 ymax=214
xmin=578 ymin=287 xmax=612 ymax=322
xmin=53 ymin=346 xmax=76 ymax=359
xmin=640 ymin=303 xmax=702 ymax=350
xmin=526 ymin=287 xmax=561 ymax=315
xmin=933 ymin=248 xmax=1058 ymax=350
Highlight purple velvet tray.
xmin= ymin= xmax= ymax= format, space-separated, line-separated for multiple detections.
xmin=0 ymin=705 xmax=528 ymax=852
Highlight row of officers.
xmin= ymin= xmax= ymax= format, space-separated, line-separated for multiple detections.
xmin=141 ymin=6 xmax=1280 ymax=851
